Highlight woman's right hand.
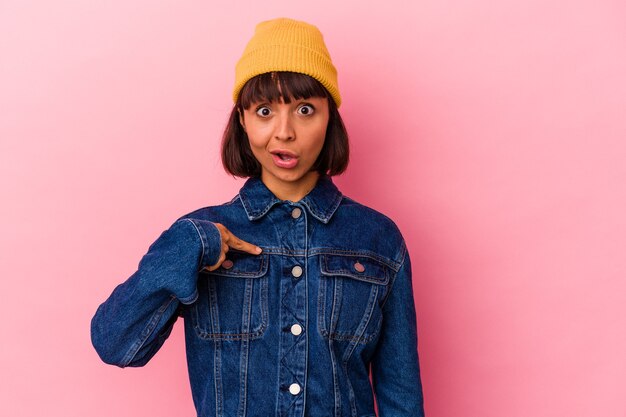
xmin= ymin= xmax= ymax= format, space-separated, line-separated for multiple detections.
xmin=204 ymin=222 xmax=262 ymax=272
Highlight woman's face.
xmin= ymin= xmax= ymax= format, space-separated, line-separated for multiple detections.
xmin=239 ymin=96 xmax=329 ymax=196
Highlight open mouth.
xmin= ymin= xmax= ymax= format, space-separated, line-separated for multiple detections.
xmin=271 ymin=150 xmax=298 ymax=160
xmin=270 ymin=150 xmax=299 ymax=168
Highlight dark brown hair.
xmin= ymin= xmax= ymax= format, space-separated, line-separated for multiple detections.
xmin=221 ymin=72 xmax=349 ymax=178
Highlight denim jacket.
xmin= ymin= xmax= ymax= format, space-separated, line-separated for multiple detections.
xmin=91 ymin=174 xmax=425 ymax=417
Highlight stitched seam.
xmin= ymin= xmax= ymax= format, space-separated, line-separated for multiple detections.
xmin=226 ymin=247 xmax=400 ymax=270
xmin=193 ymin=312 xmax=268 ymax=340
xmin=119 ymin=296 xmax=176 ymax=366
xmin=177 ymin=289 xmax=199 ymax=305
xmin=321 ymin=255 xmax=389 ymax=285
xmin=182 ymin=218 xmax=206 ymax=269
xmin=310 ymin=248 xmax=401 ymax=271
xmin=192 ymin=276 xmax=269 ymax=340
xmin=380 ymin=245 xmax=407 ymax=310
xmin=201 ymin=253 xmax=268 ymax=278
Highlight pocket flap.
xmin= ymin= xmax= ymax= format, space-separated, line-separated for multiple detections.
xmin=320 ymin=254 xmax=389 ymax=285
xmin=201 ymin=250 xmax=268 ymax=278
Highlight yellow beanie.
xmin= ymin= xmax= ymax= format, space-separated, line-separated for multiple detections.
xmin=233 ymin=18 xmax=341 ymax=107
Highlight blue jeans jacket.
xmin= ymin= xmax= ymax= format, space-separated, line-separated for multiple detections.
xmin=91 ymin=174 xmax=425 ymax=417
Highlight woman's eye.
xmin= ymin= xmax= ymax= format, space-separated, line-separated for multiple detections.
xmin=256 ymin=106 xmax=271 ymax=117
xmin=297 ymin=104 xmax=315 ymax=116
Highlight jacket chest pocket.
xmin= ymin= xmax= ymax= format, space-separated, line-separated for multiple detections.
xmin=317 ymin=253 xmax=390 ymax=344
xmin=191 ymin=250 xmax=269 ymax=340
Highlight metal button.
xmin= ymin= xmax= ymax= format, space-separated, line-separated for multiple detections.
xmin=353 ymin=261 xmax=365 ymax=273
xmin=221 ymin=259 xmax=233 ymax=269
xmin=291 ymin=265 xmax=303 ymax=278
xmin=289 ymin=383 xmax=301 ymax=395
xmin=291 ymin=207 xmax=302 ymax=219
xmin=290 ymin=324 xmax=303 ymax=336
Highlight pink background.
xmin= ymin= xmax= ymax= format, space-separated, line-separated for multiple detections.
xmin=1 ymin=1 xmax=625 ymax=416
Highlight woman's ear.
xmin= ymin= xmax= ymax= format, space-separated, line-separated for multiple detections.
xmin=237 ymin=107 xmax=246 ymax=132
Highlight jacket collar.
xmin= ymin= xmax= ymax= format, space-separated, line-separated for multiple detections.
xmin=239 ymin=174 xmax=343 ymax=223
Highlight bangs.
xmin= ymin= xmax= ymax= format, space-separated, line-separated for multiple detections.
xmin=239 ymin=72 xmax=330 ymax=109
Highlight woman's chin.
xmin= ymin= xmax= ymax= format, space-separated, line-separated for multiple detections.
xmin=263 ymin=167 xmax=317 ymax=185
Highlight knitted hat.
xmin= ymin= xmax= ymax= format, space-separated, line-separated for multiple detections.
xmin=233 ymin=18 xmax=341 ymax=107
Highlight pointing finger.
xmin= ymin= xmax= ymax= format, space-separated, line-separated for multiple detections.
xmin=226 ymin=231 xmax=262 ymax=255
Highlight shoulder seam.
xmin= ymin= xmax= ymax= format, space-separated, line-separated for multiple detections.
xmin=381 ymin=242 xmax=408 ymax=310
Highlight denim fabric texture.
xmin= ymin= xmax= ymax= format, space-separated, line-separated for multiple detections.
xmin=91 ymin=174 xmax=425 ymax=417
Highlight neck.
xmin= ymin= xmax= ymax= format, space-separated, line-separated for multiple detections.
xmin=261 ymin=171 xmax=321 ymax=202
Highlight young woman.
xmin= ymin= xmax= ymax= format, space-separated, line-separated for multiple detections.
xmin=91 ymin=17 xmax=425 ymax=417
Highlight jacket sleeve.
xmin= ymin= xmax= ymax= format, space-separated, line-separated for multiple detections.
xmin=90 ymin=217 xmax=222 ymax=367
xmin=370 ymin=243 xmax=425 ymax=416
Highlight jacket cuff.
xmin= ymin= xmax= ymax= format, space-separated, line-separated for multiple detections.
xmin=182 ymin=218 xmax=222 ymax=269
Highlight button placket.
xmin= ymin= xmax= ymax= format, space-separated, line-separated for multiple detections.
xmin=277 ymin=203 xmax=307 ymax=414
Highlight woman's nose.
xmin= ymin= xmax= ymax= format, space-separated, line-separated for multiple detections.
xmin=274 ymin=114 xmax=295 ymax=141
